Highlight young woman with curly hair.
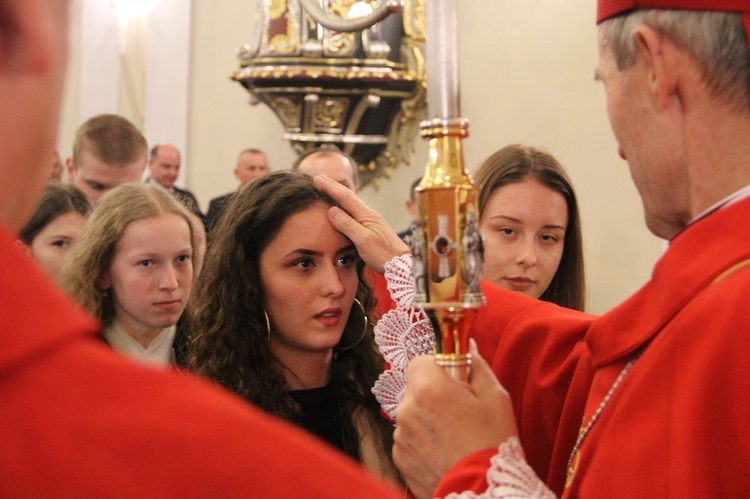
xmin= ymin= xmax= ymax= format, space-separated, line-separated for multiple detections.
xmin=188 ymin=171 xmax=399 ymax=484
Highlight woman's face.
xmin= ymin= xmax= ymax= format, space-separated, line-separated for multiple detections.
xmin=29 ymin=210 xmax=87 ymax=278
xmin=100 ymin=213 xmax=193 ymax=340
xmin=260 ymin=203 xmax=359 ymax=362
xmin=479 ymin=179 xmax=568 ymax=299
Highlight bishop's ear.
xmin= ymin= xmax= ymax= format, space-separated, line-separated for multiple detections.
xmin=633 ymin=24 xmax=678 ymax=111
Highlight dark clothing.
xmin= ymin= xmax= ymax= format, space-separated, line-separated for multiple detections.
xmin=291 ymin=384 xmax=359 ymax=461
xmin=172 ymin=185 xmax=204 ymax=223
xmin=205 ymin=191 xmax=235 ymax=236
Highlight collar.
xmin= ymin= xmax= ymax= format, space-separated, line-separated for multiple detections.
xmin=689 ymin=183 xmax=750 ymax=226
xmin=103 ymin=321 xmax=176 ymax=367
xmin=586 ymin=196 xmax=750 ymax=366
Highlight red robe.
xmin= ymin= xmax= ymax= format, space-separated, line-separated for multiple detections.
xmin=437 ymin=197 xmax=750 ymax=497
xmin=0 ymin=227 xmax=400 ymax=498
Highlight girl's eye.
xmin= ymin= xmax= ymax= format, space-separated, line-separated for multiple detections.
xmin=139 ymin=260 xmax=152 ymax=267
xmin=176 ymin=255 xmax=190 ymax=263
xmin=293 ymin=257 xmax=314 ymax=269
xmin=51 ymin=240 xmax=69 ymax=248
xmin=499 ymin=228 xmax=515 ymax=236
xmin=540 ymin=234 xmax=561 ymax=243
xmin=337 ymin=253 xmax=356 ymax=267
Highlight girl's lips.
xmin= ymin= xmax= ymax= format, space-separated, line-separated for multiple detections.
xmin=504 ymin=277 xmax=534 ymax=291
xmin=154 ymin=300 xmax=182 ymax=311
xmin=315 ymin=308 xmax=342 ymax=327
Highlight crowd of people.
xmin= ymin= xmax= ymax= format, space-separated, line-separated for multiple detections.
xmin=4 ymin=0 xmax=750 ymax=497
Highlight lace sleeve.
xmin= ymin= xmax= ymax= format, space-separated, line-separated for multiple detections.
xmin=444 ymin=437 xmax=556 ymax=499
xmin=371 ymin=254 xmax=435 ymax=421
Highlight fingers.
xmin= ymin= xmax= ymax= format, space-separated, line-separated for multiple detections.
xmin=314 ymin=174 xmax=372 ymax=219
xmin=327 ymin=205 xmax=367 ymax=246
xmin=315 ymin=174 xmax=410 ymax=272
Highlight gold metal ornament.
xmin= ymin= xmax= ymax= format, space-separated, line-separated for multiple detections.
xmin=410 ymin=0 xmax=485 ymax=381
xmin=232 ymin=0 xmax=426 ymax=189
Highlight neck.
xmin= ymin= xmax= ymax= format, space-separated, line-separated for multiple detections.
xmin=272 ymin=347 xmax=333 ymax=390
xmin=685 ymin=98 xmax=750 ymax=219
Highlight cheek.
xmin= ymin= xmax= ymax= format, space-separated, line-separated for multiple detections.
xmin=539 ymin=247 xmax=565 ymax=280
xmin=480 ymin=235 xmax=513 ymax=269
xmin=344 ymin=271 xmax=360 ymax=298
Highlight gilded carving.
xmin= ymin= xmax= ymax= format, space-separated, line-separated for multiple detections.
xmin=234 ymin=0 xmax=427 ymax=189
xmin=314 ymin=98 xmax=348 ymax=132
xmin=267 ymin=0 xmax=289 ymax=20
xmin=267 ymin=96 xmax=302 ymax=130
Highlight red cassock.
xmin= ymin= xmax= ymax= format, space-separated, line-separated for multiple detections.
xmin=0 ymin=227 xmax=400 ymax=498
xmin=437 ymin=197 xmax=750 ymax=497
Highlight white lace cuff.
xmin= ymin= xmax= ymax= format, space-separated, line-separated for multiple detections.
xmin=444 ymin=437 xmax=556 ymax=499
xmin=371 ymin=254 xmax=434 ymax=421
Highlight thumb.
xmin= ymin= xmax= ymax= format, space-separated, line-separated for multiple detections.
xmin=468 ymin=338 xmax=507 ymax=397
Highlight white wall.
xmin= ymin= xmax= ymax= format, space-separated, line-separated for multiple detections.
xmin=58 ymin=0 xmax=663 ymax=314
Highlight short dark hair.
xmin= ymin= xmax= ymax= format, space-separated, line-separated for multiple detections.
xmin=72 ymin=114 xmax=147 ymax=166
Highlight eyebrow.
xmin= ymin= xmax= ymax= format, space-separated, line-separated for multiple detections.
xmin=284 ymin=243 xmax=356 ymax=259
xmin=85 ymin=179 xmax=110 ymax=190
xmin=489 ymin=215 xmax=566 ymax=231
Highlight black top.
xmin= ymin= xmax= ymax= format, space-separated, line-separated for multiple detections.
xmin=290 ymin=384 xmax=358 ymax=461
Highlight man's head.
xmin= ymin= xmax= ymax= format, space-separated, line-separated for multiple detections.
xmin=292 ymin=147 xmax=359 ymax=193
xmin=234 ymin=148 xmax=270 ymax=186
xmin=148 ymin=144 xmax=182 ymax=189
xmin=66 ymin=114 xmax=148 ymax=204
xmin=0 ymin=0 xmax=72 ymax=233
xmin=405 ymin=177 xmax=422 ymax=218
xmin=595 ymin=1 xmax=750 ymax=239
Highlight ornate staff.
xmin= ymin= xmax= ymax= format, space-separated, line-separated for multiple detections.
xmin=410 ymin=0 xmax=484 ymax=381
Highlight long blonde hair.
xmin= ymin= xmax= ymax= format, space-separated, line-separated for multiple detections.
xmin=59 ymin=183 xmax=198 ymax=326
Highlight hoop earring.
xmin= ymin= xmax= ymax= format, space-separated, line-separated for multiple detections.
xmin=264 ymin=309 xmax=271 ymax=345
xmin=336 ymin=298 xmax=368 ymax=351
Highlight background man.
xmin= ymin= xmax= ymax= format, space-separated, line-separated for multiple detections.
xmin=293 ymin=146 xmax=359 ymax=192
xmin=205 ymin=147 xmax=269 ymax=233
xmin=397 ymin=176 xmax=422 ymax=243
xmin=66 ymin=113 xmax=147 ymax=203
xmin=147 ymin=143 xmax=203 ymax=220
xmin=0 ymin=1 xmax=399 ymax=496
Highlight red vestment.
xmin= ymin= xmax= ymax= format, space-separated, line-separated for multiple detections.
xmin=437 ymin=197 xmax=750 ymax=497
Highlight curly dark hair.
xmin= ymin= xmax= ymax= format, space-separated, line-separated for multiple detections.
xmin=188 ymin=171 xmax=393 ymax=463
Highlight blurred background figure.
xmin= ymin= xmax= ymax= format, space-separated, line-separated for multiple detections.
xmin=66 ymin=114 xmax=147 ymax=204
xmin=293 ymin=147 xmax=359 ymax=193
xmin=18 ymin=184 xmax=91 ymax=279
xmin=205 ymin=147 xmax=269 ymax=234
xmin=59 ymin=184 xmax=199 ymax=367
xmin=475 ymin=144 xmax=585 ymax=311
xmin=396 ymin=177 xmax=422 ymax=244
xmin=49 ymin=151 xmax=64 ymax=183
xmin=147 ymin=143 xmax=204 ymax=221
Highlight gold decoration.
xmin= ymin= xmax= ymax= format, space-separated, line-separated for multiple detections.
xmin=234 ymin=0 xmax=426 ymax=189
xmin=267 ymin=96 xmax=302 ymax=130
xmin=315 ymin=98 xmax=348 ymax=131
xmin=268 ymin=0 xmax=289 ymax=20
